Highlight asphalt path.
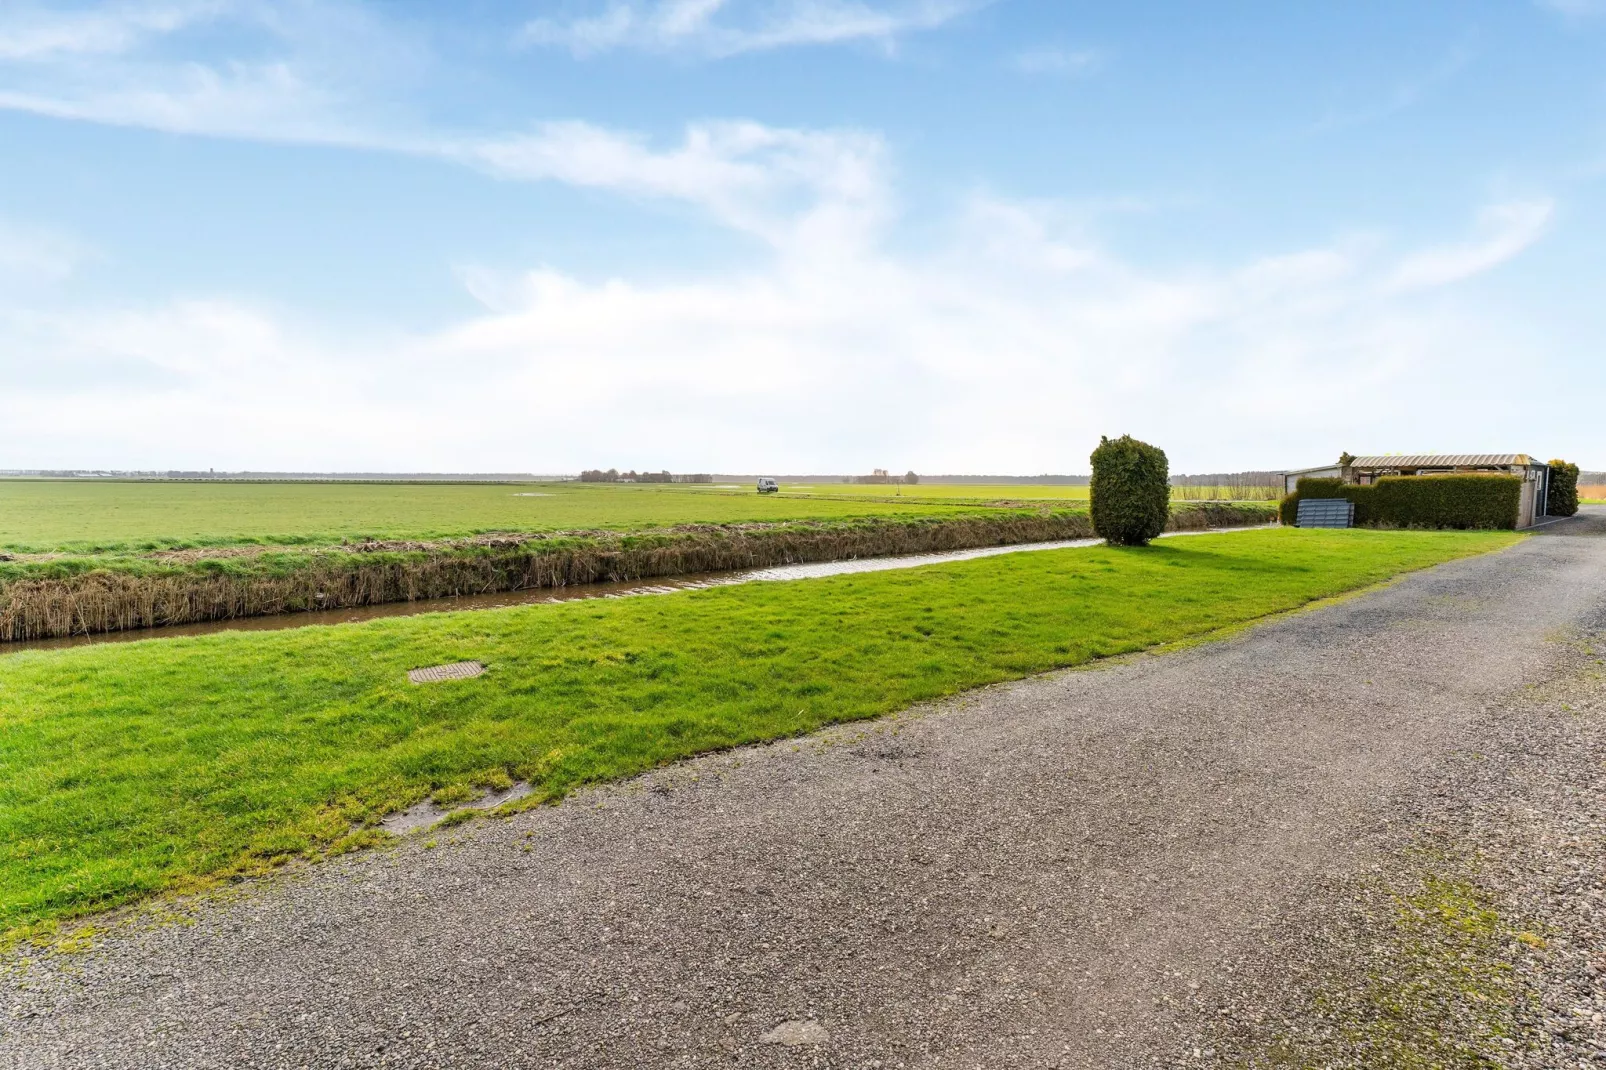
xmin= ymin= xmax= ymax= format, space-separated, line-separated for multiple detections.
xmin=5 ymin=509 xmax=1605 ymax=1069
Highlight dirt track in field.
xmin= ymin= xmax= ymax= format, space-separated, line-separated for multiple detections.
xmin=5 ymin=509 xmax=1605 ymax=1069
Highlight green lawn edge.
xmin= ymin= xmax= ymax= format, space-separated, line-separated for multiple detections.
xmin=0 ymin=527 xmax=1521 ymax=945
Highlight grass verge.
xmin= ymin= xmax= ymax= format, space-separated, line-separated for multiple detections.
xmin=0 ymin=527 xmax=1518 ymax=943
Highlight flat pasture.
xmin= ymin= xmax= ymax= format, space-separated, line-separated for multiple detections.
xmin=0 ymin=480 xmax=985 ymax=554
xmin=775 ymin=482 xmax=1280 ymax=502
xmin=775 ymin=482 xmax=1092 ymax=500
xmin=0 ymin=527 xmax=1519 ymax=940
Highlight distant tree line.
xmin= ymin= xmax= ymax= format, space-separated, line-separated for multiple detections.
xmin=845 ymin=469 xmax=920 ymax=485
xmin=1169 ymin=471 xmax=1284 ymax=487
xmin=919 ymin=474 xmax=1089 ymax=485
xmin=578 ymin=470 xmax=713 ymax=483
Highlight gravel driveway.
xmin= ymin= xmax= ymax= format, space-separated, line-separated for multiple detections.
xmin=5 ymin=511 xmax=1605 ymax=1069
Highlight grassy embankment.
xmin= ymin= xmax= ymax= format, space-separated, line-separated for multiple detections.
xmin=0 ymin=480 xmax=1274 ymax=640
xmin=0 ymin=527 xmax=1519 ymax=942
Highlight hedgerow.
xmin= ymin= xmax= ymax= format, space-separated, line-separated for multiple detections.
xmin=1282 ymin=475 xmax=1519 ymax=530
xmin=1547 ymin=459 xmax=1579 ymax=518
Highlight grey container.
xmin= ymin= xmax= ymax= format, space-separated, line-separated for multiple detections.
xmin=1295 ymin=498 xmax=1355 ymax=528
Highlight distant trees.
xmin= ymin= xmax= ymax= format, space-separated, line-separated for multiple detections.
xmin=579 ymin=469 xmax=706 ymax=483
xmin=1090 ymin=435 xmax=1170 ymax=546
xmin=843 ymin=469 xmax=921 ymax=485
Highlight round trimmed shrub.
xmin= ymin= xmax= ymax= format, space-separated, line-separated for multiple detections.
xmin=1090 ymin=435 xmax=1170 ymax=546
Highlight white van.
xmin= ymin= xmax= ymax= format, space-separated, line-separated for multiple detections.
xmin=757 ymin=477 xmax=779 ymax=494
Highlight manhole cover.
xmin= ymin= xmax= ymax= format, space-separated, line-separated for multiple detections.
xmin=407 ymin=661 xmax=486 ymax=684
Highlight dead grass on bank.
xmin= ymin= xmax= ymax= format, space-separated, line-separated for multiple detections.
xmin=0 ymin=505 xmax=1273 ymax=641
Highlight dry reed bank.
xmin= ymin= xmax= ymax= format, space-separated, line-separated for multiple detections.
xmin=0 ymin=504 xmax=1275 ymax=640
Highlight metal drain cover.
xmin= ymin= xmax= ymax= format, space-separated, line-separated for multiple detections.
xmin=407 ymin=661 xmax=486 ymax=684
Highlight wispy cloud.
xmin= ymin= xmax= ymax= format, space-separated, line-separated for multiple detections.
xmin=1534 ymin=0 xmax=1605 ymax=17
xmin=0 ymin=1 xmax=424 ymax=143
xmin=1388 ymin=199 xmax=1553 ymax=291
xmin=520 ymin=0 xmax=983 ymax=58
xmin=1010 ymin=46 xmax=1100 ymax=78
xmin=0 ymin=1 xmax=223 ymax=61
xmin=1314 ymin=38 xmax=1476 ymax=132
xmin=456 ymin=120 xmax=888 ymax=252
xmin=0 ymin=220 xmax=94 ymax=283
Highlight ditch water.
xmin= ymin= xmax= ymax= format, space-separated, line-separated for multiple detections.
xmin=0 ymin=527 xmax=1267 ymax=655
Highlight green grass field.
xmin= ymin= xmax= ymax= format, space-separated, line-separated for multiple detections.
xmin=771 ymin=481 xmax=1094 ymax=500
xmin=0 ymin=480 xmax=990 ymax=554
xmin=760 ymin=482 xmax=1277 ymax=502
xmin=0 ymin=527 xmax=1519 ymax=940
xmin=0 ymin=479 xmax=1280 ymax=555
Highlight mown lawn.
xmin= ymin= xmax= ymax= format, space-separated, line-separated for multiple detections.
xmin=0 ymin=528 xmax=1520 ymax=939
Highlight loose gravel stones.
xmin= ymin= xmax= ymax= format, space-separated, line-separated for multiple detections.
xmin=759 ymin=1020 xmax=830 ymax=1047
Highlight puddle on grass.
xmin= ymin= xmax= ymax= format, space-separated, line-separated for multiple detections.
xmin=1 ymin=527 xmax=1271 ymax=655
xmin=381 ymin=781 xmax=536 ymax=836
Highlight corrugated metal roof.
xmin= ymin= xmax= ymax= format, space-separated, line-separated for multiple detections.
xmin=1349 ymin=454 xmax=1535 ymax=468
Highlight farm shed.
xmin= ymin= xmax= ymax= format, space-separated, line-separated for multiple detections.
xmin=1284 ymin=454 xmax=1552 ymax=529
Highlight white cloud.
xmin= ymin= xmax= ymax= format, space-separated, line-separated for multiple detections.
xmin=0 ymin=1 xmax=223 ymax=61
xmin=0 ymin=184 xmax=1571 ymax=473
xmin=0 ymin=220 xmax=94 ymax=283
xmin=0 ymin=1 xmax=422 ymax=144
xmin=0 ymin=62 xmax=353 ymax=142
xmin=1535 ymin=0 xmax=1605 ymax=17
xmin=456 ymin=120 xmax=888 ymax=252
xmin=1011 ymin=46 xmax=1101 ymax=78
xmin=1388 ymin=199 xmax=1553 ymax=291
xmin=1313 ymin=39 xmax=1476 ymax=132
xmin=520 ymin=0 xmax=983 ymax=58
xmin=0 ymin=9 xmax=1584 ymax=470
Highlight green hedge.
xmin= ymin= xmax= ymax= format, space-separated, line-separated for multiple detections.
xmin=1282 ymin=474 xmax=1520 ymax=530
xmin=1547 ymin=459 xmax=1579 ymax=517
xmin=1279 ymin=478 xmax=1376 ymax=526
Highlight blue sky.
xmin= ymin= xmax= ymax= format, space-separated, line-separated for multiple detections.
xmin=1 ymin=0 xmax=1602 ymax=474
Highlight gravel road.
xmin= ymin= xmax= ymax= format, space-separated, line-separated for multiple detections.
xmin=5 ymin=511 xmax=1606 ymax=1069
